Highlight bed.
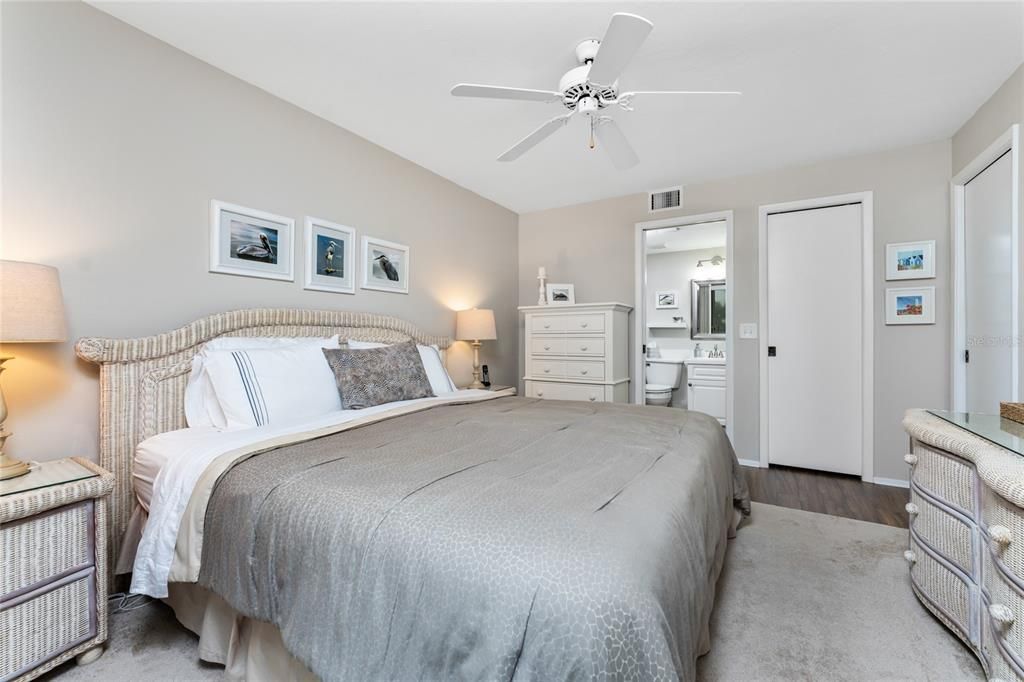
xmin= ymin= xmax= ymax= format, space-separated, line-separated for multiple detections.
xmin=76 ymin=308 xmax=749 ymax=681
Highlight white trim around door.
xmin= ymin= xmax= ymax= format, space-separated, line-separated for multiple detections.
xmin=633 ymin=210 xmax=736 ymax=448
xmin=951 ymin=124 xmax=1021 ymax=412
xmin=758 ymin=192 xmax=874 ymax=480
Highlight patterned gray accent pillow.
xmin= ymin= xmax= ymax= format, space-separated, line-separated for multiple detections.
xmin=322 ymin=341 xmax=434 ymax=409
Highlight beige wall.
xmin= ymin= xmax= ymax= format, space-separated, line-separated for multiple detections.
xmin=953 ymin=63 xmax=1023 ymax=174
xmin=520 ymin=139 xmax=952 ymax=481
xmin=1 ymin=1 xmax=518 ymax=463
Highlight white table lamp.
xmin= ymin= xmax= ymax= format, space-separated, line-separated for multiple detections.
xmin=0 ymin=260 xmax=68 ymax=479
xmin=456 ymin=308 xmax=497 ymax=390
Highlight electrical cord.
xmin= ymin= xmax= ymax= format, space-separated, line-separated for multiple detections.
xmin=107 ymin=592 xmax=153 ymax=613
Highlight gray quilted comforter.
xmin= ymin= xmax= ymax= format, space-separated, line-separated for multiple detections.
xmin=198 ymin=397 xmax=750 ymax=681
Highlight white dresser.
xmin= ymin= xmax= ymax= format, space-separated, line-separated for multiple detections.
xmin=519 ymin=302 xmax=631 ymax=403
xmin=903 ymin=409 xmax=1024 ymax=682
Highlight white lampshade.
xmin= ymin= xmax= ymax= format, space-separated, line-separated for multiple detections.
xmin=456 ymin=308 xmax=497 ymax=341
xmin=0 ymin=260 xmax=68 ymax=343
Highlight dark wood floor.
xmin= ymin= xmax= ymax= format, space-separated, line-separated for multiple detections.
xmin=743 ymin=464 xmax=910 ymax=528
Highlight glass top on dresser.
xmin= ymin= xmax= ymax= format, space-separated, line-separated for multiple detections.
xmin=0 ymin=458 xmax=97 ymax=497
xmin=928 ymin=410 xmax=1024 ymax=457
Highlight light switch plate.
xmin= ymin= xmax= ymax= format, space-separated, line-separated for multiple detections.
xmin=739 ymin=323 xmax=758 ymax=339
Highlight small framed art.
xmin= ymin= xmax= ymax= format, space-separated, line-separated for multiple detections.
xmin=655 ymin=290 xmax=679 ymax=309
xmin=885 ymin=286 xmax=935 ymax=325
xmin=886 ymin=240 xmax=935 ymax=280
xmin=210 ymin=200 xmax=294 ymax=281
xmin=304 ymin=217 xmax=355 ymax=294
xmin=361 ymin=236 xmax=409 ymax=294
xmin=546 ymin=283 xmax=575 ymax=305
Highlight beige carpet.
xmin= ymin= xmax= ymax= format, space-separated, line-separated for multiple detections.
xmin=42 ymin=502 xmax=983 ymax=681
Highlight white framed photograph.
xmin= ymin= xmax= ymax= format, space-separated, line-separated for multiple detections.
xmin=210 ymin=200 xmax=294 ymax=281
xmin=546 ymin=283 xmax=575 ymax=305
xmin=886 ymin=240 xmax=935 ymax=280
xmin=655 ymin=290 xmax=679 ymax=309
xmin=886 ymin=286 xmax=935 ymax=325
xmin=304 ymin=217 xmax=355 ymax=294
xmin=361 ymin=235 xmax=409 ymax=294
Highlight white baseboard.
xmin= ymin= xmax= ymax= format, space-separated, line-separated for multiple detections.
xmin=737 ymin=458 xmax=761 ymax=468
xmin=871 ymin=476 xmax=909 ymax=488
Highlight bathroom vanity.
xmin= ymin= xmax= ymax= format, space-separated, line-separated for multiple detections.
xmin=684 ymin=357 xmax=727 ymax=425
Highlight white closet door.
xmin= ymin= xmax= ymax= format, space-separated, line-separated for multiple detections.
xmin=766 ymin=204 xmax=863 ymax=474
xmin=965 ymin=150 xmax=1013 ymax=414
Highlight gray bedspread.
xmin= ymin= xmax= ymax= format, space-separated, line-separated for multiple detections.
xmin=199 ymin=397 xmax=750 ymax=681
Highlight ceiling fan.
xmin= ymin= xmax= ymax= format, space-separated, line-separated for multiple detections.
xmin=450 ymin=12 xmax=741 ymax=169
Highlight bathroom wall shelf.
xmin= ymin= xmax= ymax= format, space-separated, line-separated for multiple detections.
xmin=647 ymin=324 xmax=688 ymax=329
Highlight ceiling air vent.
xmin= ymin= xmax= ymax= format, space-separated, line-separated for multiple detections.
xmin=648 ymin=186 xmax=683 ymax=213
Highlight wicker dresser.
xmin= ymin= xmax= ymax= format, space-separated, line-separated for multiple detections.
xmin=903 ymin=409 xmax=1024 ymax=681
xmin=519 ymin=302 xmax=632 ymax=403
xmin=0 ymin=458 xmax=113 ymax=681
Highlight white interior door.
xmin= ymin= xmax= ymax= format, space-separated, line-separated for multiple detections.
xmin=965 ymin=150 xmax=1014 ymax=413
xmin=766 ymin=204 xmax=863 ymax=474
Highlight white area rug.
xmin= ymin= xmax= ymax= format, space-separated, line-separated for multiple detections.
xmin=42 ymin=502 xmax=983 ymax=681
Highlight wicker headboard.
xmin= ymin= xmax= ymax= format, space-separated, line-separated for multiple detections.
xmin=75 ymin=308 xmax=451 ymax=579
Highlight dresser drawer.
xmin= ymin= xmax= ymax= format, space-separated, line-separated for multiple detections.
xmin=531 ymin=338 xmax=566 ymax=355
xmin=909 ymin=487 xmax=973 ymax=575
xmin=526 ymin=381 xmax=606 ymax=403
xmin=911 ymin=441 xmax=977 ymax=517
xmin=983 ymin=550 xmax=1024 ymax=674
xmin=981 ymin=604 xmax=1024 ymax=682
xmin=0 ymin=568 xmax=97 ymax=680
xmin=0 ymin=501 xmax=93 ymax=600
xmin=688 ymin=364 xmax=726 ymax=380
xmin=982 ymin=486 xmax=1024 ymax=585
xmin=909 ymin=532 xmax=971 ymax=638
xmin=563 ymin=314 xmax=604 ymax=333
xmin=530 ymin=315 xmax=565 ymax=333
xmin=565 ymin=361 xmax=605 ymax=381
xmin=531 ymin=359 xmax=565 ymax=378
xmin=565 ymin=337 xmax=604 ymax=356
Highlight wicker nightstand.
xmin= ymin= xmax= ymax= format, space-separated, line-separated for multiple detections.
xmin=0 ymin=458 xmax=113 ymax=681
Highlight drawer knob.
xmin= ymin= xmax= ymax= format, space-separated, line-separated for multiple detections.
xmin=904 ymin=453 xmax=918 ymax=466
xmin=543 ymin=368 xmax=551 ymax=373
xmin=543 ymin=323 xmax=550 ymax=329
xmin=580 ymin=322 xmax=588 ymax=328
xmin=580 ymin=369 xmax=588 ymax=375
xmin=544 ymin=345 xmax=551 ymax=350
xmin=903 ymin=550 xmax=916 ymax=564
xmin=990 ymin=525 xmax=1013 ymax=547
xmin=990 ymin=604 xmax=1015 ymax=627
xmin=581 ymin=346 xmax=588 ymax=351
xmin=537 ymin=391 xmax=544 ymax=397
xmin=905 ymin=503 xmax=919 ymax=516
xmin=589 ymin=396 xmax=596 ymax=402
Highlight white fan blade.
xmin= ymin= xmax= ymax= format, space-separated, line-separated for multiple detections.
xmin=498 ymin=114 xmax=573 ymax=162
xmin=621 ymin=90 xmax=742 ymax=97
xmin=595 ymin=117 xmax=639 ymax=170
xmin=587 ymin=13 xmax=654 ymax=86
xmin=451 ymin=83 xmax=563 ymax=104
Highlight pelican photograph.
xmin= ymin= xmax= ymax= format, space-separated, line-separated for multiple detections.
xmin=209 ymin=200 xmax=294 ymax=281
xmin=304 ymin=217 xmax=355 ymax=294
xmin=361 ymin=235 xmax=409 ymax=294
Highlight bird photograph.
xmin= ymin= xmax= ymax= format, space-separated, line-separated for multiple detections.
xmin=317 ymin=238 xmax=341 ymax=276
xmin=230 ymin=220 xmax=278 ymax=263
xmin=372 ymin=252 xmax=401 ymax=282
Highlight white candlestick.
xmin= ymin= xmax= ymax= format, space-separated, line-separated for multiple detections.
xmin=538 ymin=266 xmax=546 ymax=278
xmin=537 ymin=274 xmax=547 ymax=306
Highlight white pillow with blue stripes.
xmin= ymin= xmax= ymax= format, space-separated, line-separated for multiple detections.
xmin=203 ymin=340 xmax=343 ymax=429
xmin=346 ymin=340 xmax=457 ymax=394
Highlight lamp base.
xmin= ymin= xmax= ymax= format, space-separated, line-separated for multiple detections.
xmin=468 ymin=380 xmax=486 ymax=390
xmin=0 ymin=453 xmax=30 ymax=480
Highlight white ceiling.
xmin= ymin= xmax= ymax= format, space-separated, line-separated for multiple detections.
xmin=90 ymin=1 xmax=1023 ymax=214
xmin=646 ymin=220 xmax=726 ymax=253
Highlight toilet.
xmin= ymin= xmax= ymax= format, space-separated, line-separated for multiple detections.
xmin=645 ymin=358 xmax=686 ymax=407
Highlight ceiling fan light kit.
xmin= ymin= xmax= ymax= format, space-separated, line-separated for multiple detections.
xmin=451 ymin=12 xmax=741 ymax=169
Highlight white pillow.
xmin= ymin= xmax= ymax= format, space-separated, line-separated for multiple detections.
xmin=184 ymin=336 xmax=339 ymax=428
xmin=346 ymin=340 xmax=457 ymax=394
xmin=203 ymin=342 xmax=343 ymax=429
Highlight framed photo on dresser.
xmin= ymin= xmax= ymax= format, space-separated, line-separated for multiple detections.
xmin=304 ymin=217 xmax=355 ymax=294
xmin=210 ymin=200 xmax=294 ymax=281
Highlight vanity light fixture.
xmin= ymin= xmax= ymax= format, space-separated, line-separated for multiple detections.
xmin=696 ymin=255 xmax=725 ymax=268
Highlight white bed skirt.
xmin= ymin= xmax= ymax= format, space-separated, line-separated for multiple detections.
xmin=165 ymin=582 xmax=316 ymax=682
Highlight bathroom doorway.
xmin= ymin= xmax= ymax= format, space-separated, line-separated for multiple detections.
xmin=633 ymin=210 xmax=734 ymax=443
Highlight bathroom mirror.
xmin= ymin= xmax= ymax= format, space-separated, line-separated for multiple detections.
xmin=691 ymin=279 xmax=726 ymax=339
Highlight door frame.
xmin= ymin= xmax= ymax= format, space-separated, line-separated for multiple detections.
xmin=758 ymin=192 xmax=874 ymax=480
xmin=633 ymin=210 xmax=735 ymax=447
xmin=951 ymin=124 xmax=1021 ymax=412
